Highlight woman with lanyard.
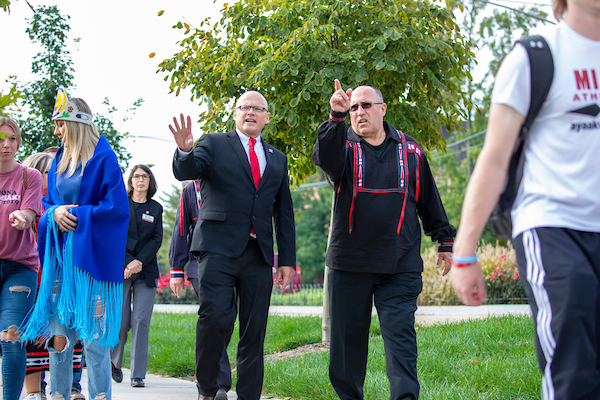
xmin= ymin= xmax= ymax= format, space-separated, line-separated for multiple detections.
xmin=110 ymin=164 xmax=162 ymax=388
xmin=21 ymin=87 xmax=129 ymax=400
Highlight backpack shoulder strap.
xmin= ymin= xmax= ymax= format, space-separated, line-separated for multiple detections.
xmin=498 ymin=35 xmax=554 ymax=211
xmin=516 ymin=35 xmax=554 ymax=138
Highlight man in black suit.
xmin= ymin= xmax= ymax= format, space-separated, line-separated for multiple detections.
xmin=169 ymin=90 xmax=296 ymax=400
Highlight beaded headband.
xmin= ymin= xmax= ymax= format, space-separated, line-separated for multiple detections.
xmin=51 ymin=86 xmax=94 ymax=126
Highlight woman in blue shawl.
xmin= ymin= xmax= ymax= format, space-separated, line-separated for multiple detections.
xmin=21 ymin=87 xmax=129 ymax=400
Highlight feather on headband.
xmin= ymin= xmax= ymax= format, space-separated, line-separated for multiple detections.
xmin=52 ymin=86 xmax=94 ymax=126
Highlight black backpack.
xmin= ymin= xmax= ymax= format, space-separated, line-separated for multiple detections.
xmin=487 ymin=35 xmax=554 ymax=240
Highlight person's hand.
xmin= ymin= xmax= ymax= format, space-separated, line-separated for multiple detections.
xmin=330 ymin=79 xmax=352 ymax=113
xmin=276 ymin=266 xmax=296 ymax=292
xmin=53 ymin=204 xmax=78 ymax=232
xmin=170 ymin=277 xmax=185 ymax=298
xmin=9 ymin=210 xmax=29 ymax=230
xmin=124 ymin=259 xmax=142 ymax=279
xmin=436 ymin=252 xmax=452 ymax=276
xmin=169 ymin=114 xmax=194 ymax=152
xmin=451 ymin=262 xmax=487 ymax=306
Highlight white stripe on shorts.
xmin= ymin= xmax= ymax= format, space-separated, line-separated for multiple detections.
xmin=523 ymin=229 xmax=556 ymax=400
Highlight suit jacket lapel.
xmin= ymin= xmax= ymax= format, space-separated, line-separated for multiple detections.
xmin=259 ymin=140 xmax=274 ymax=188
xmin=226 ymin=131 xmax=254 ymax=184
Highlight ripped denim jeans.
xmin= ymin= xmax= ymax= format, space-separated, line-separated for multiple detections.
xmin=0 ymin=259 xmax=37 ymax=400
xmin=48 ymin=317 xmax=111 ymax=400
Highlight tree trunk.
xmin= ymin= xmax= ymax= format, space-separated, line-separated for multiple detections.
xmin=322 ymin=189 xmax=335 ymax=343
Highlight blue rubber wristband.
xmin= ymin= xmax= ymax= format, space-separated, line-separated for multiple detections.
xmin=451 ymin=254 xmax=478 ymax=263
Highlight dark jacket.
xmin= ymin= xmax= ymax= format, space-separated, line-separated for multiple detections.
xmin=312 ymin=112 xmax=455 ymax=274
xmin=172 ymin=130 xmax=296 ymax=268
xmin=125 ymin=197 xmax=163 ymax=287
xmin=169 ymin=180 xmax=200 ymax=280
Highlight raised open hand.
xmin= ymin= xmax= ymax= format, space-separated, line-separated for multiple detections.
xmin=330 ymin=79 xmax=353 ymax=113
xmin=169 ymin=114 xmax=194 ymax=152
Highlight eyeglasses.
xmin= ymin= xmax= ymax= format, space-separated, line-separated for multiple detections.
xmin=349 ymin=102 xmax=384 ymax=112
xmin=236 ymin=105 xmax=268 ymax=113
xmin=132 ymin=174 xmax=149 ymax=181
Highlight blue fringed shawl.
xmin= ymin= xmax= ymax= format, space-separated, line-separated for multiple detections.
xmin=20 ymin=136 xmax=129 ymax=349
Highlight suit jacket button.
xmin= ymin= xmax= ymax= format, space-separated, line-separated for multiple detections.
xmin=252 ymin=216 xmax=256 ymax=220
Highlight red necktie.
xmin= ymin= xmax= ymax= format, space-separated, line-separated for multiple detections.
xmin=249 ymin=137 xmax=261 ymax=188
xmin=249 ymin=137 xmax=260 ymax=237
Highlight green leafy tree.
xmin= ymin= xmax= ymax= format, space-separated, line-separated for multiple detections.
xmin=450 ymin=0 xmax=550 ymax=129
xmin=158 ymin=0 xmax=471 ymax=186
xmin=11 ymin=5 xmax=140 ymax=167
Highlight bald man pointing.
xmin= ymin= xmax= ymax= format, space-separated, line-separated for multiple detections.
xmin=170 ymin=91 xmax=296 ymax=400
xmin=313 ymin=80 xmax=455 ymax=400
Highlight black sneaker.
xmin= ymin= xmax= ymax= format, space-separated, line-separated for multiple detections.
xmin=131 ymin=378 xmax=145 ymax=388
xmin=111 ymin=363 xmax=123 ymax=383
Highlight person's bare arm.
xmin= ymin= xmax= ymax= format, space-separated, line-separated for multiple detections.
xmin=451 ymin=103 xmax=525 ymax=306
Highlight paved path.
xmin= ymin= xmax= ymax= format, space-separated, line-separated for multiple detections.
xmin=156 ymin=303 xmax=531 ymax=325
xmin=2 ymin=304 xmax=530 ymax=400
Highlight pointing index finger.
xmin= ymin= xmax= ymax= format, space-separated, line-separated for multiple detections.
xmin=334 ymin=78 xmax=342 ymax=92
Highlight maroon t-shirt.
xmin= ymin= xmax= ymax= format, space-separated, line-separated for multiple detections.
xmin=0 ymin=164 xmax=42 ymax=270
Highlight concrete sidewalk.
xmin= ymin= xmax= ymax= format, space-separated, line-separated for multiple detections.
xmin=156 ymin=303 xmax=531 ymax=325
xmin=5 ymin=368 xmax=280 ymax=400
xmin=3 ymin=304 xmax=530 ymax=399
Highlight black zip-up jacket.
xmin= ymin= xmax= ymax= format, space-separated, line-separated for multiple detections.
xmin=312 ymin=111 xmax=455 ymax=274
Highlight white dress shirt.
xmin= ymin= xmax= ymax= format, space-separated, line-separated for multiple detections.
xmin=235 ymin=129 xmax=266 ymax=177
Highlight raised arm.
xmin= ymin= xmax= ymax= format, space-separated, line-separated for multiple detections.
xmin=169 ymin=114 xmax=194 ymax=152
xmin=312 ymin=79 xmax=354 ymax=182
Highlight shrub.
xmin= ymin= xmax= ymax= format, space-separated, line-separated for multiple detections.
xmin=483 ymin=255 xmax=526 ymax=302
xmin=420 ymin=242 xmax=527 ymax=305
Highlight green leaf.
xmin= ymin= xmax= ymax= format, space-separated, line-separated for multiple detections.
xmin=287 ymin=112 xmax=297 ymax=127
xmin=304 ymin=71 xmax=315 ymax=84
xmin=314 ymin=73 xmax=324 ymax=86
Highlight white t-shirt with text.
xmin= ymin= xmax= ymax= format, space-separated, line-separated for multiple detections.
xmin=492 ymin=21 xmax=600 ymax=236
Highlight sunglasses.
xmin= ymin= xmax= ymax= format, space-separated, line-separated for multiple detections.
xmin=349 ymin=102 xmax=383 ymax=112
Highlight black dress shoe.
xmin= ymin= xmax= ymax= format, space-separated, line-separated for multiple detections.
xmin=215 ymin=388 xmax=228 ymax=400
xmin=131 ymin=378 xmax=145 ymax=387
xmin=111 ymin=363 xmax=123 ymax=383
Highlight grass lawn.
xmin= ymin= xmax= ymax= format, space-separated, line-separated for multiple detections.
xmin=122 ymin=313 xmax=541 ymax=399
